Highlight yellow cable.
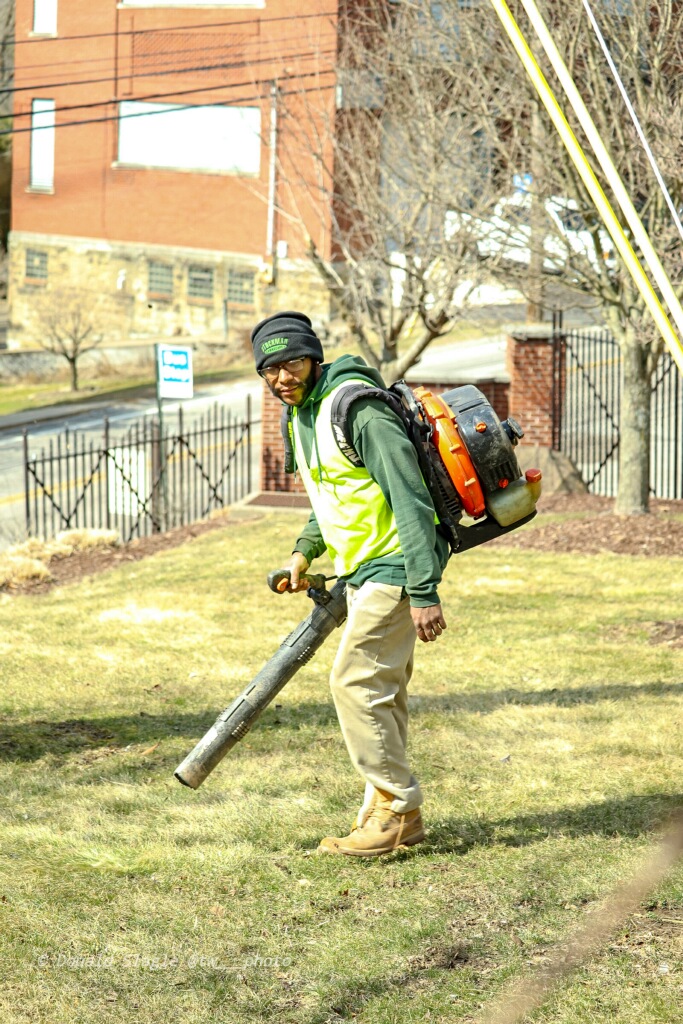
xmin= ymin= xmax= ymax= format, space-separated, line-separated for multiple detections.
xmin=488 ymin=0 xmax=683 ymax=376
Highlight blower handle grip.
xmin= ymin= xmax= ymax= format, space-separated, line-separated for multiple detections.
xmin=267 ymin=569 xmax=329 ymax=594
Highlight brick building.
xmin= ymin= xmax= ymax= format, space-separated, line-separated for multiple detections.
xmin=8 ymin=0 xmax=340 ymax=348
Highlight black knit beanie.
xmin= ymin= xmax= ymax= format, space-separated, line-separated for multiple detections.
xmin=251 ymin=311 xmax=324 ymax=373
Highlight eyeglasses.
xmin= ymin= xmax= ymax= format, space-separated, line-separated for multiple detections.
xmin=260 ymin=358 xmax=307 ymax=381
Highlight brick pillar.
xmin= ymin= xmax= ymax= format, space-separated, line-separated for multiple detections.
xmin=506 ymin=329 xmax=555 ymax=447
xmin=260 ymin=381 xmax=307 ymax=493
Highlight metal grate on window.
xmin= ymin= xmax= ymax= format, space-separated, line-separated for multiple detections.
xmin=188 ymin=265 xmax=214 ymax=301
xmin=25 ymin=249 xmax=48 ymax=280
xmin=226 ymin=268 xmax=255 ymax=305
xmin=148 ymin=261 xmax=173 ymax=297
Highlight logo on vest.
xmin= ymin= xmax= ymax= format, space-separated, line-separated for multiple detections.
xmin=261 ymin=337 xmax=289 ymax=355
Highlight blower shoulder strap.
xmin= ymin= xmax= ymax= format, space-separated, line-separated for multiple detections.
xmin=329 ymin=382 xmax=407 ymax=467
xmin=280 ymin=406 xmax=296 ymax=474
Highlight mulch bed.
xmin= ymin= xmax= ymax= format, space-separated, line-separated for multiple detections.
xmin=494 ymin=495 xmax=683 ymax=557
xmin=2 ymin=508 xmax=264 ymax=597
xmin=4 ymin=495 xmax=683 ymax=598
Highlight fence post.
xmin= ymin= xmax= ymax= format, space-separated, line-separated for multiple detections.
xmin=506 ymin=328 xmax=556 ymax=448
xmin=104 ymin=418 xmax=111 ymax=530
xmin=23 ymin=430 xmax=31 ymax=538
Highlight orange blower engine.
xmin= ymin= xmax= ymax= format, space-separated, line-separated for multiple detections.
xmin=391 ymin=382 xmax=542 ymax=551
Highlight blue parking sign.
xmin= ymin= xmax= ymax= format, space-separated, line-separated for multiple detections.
xmin=156 ymin=344 xmax=193 ymax=400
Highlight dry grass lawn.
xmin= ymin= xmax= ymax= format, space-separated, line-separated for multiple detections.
xmin=0 ymin=512 xmax=681 ymax=1023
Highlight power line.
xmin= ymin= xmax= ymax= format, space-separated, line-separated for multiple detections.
xmin=9 ymin=9 xmax=337 ymax=47
xmin=0 ymin=73 xmax=337 ymax=138
xmin=12 ymin=19 xmax=337 ymax=77
xmin=11 ymin=32 xmax=304 ymax=81
xmin=4 ymin=42 xmax=335 ymax=98
xmin=9 ymin=57 xmax=336 ymax=125
xmin=581 ymin=0 xmax=683 ymax=246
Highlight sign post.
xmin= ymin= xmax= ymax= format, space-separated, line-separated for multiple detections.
xmin=154 ymin=344 xmax=194 ymax=529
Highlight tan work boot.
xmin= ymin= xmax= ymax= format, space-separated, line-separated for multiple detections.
xmin=318 ymin=790 xmax=425 ymax=857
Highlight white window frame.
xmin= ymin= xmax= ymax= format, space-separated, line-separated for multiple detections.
xmin=116 ymin=101 xmax=261 ymax=176
xmin=29 ymin=99 xmax=56 ymax=192
xmin=33 ymin=0 xmax=58 ymax=35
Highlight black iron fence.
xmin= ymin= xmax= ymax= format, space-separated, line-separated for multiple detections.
xmin=552 ymin=325 xmax=683 ymax=498
xmin=24 ymin=399 xmax=258 ymax=542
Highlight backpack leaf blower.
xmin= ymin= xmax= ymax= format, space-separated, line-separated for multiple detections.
xmin=174 ymin=384 xmax=541 ymax=789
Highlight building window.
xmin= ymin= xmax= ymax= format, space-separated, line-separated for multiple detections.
xmin=25 ymin=249 xmax=48 ymax=281
xmin=117 ymin=102 xmax=261 ymax=175
xmin=33 ymin=0 xmax=57 ymax=35
xmin=29 ymin=99 xmax=56 ymax=191
xmin=188 ymin=266 xmax=214 ymax=302
xmin=148 ymin=261 xmax=173 ymax=299
xmin=226 ymin=269 xmax=256 ymax=306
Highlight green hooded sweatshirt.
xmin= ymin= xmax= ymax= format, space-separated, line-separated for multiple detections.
xmin=289 ymin=354 xmax=450 ymax=607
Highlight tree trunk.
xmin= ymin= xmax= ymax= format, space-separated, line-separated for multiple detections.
xmin=68 ymin=357 xmax=79 ymax=392
xmin=615 ymin=324 xmax=651 ymax=515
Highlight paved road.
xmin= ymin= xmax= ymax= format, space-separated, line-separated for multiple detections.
xmin=0 ymin=379 xmax=262 ymax=551
xmin=405 ymin=335 xmax=509 ymax=384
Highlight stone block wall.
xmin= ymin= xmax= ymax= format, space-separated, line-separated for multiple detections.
xmin=7 ymin=233 xmax=332 ymax=351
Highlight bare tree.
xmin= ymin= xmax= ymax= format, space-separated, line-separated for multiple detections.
xmin=434 ymin=0 xmax=683 ymax=514
xmin=277 ymin=1 xmax=502 ymax=382
xmin=276 ymin=0 xmax=683 ymax=513
xmin=35 ymin=293 xmax=104 ymax=391
xmin=0 ymin=0 xmax=13 ymax=125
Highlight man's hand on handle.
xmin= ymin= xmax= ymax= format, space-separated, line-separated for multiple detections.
xmin=284 ymin=552 xmax=311 ymax=593
xmin=411 ymin=604 xmax=447 ymax=643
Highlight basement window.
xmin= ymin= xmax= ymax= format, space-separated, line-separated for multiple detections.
xmin=188 ymin=266 xmax=214 ymax=302
xmin=226 ymin=269 xmax=255 ymax=306
xmin=148 ymin=261 xmax=173 ymax=299
xmin=25 ymin=249 xmax=48 ymax=282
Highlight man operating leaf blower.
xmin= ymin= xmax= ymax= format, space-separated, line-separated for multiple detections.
xmin=174 ymin=310 xmax=540 ymax=851
xmin=253 ymin=310 xmax=451 ymax=857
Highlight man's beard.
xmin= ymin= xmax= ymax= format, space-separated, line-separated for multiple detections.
xmin=268 ymin=363 xmax=319 ymax=406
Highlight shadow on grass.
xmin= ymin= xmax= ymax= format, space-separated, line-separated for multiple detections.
xmin=411 ymin=680 xmax=683 ymax=715
xmin=2 ymin=679 xmax=681 ymax=762
xmin=294 ymin=793 xmax=683 ymax=859
xmin=426 ymin=792 xmax=683 ymax=855
xmin=0 ymin=711 xmax=213 ymax=763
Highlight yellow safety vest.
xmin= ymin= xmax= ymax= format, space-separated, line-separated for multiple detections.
xmin=292 ymin=379 xmax=402 ymax=577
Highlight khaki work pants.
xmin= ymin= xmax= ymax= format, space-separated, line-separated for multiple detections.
xmin=329 ymin=581 xmax=423 ymax=815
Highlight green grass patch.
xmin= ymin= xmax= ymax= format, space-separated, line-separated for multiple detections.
xmin=0 ymin=361 xmax=253 ymax=419
xmin=0 ymin=515 xmax=681 ymax=1023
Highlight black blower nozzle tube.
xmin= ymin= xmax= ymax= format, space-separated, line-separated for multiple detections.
xmin=174 ymin=580 xmax=348 ymax=789
xmin=174 ymin=511 xmax=537 ymax=790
